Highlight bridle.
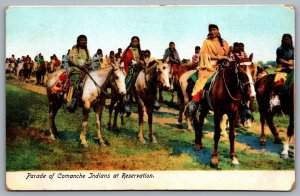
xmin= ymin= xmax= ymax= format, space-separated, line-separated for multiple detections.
xmin=221 ymin=62 xmax=254 ymax=102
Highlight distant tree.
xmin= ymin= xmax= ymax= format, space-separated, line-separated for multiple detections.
xmin=266 ymin=61 xmax=276 ymax=67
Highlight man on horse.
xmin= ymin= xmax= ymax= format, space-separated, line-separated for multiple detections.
xmin=65 ymin=34 xmax=92 ymax=112
xmin=270 ymin=33 xmax=294 ymax=111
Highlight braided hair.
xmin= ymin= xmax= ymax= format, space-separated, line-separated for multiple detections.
xmin=281 ymin=33 xmax=294 ymax=49
xmin=76 ymin=34 xmax=89 ymax=61
xmin=124 ymin=36 xmax=142 ymax=59
xmin=208 ymin=24 xmax=224 ymax=47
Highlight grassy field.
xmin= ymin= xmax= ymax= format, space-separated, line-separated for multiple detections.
xmin=6 ymin=83 xmax=294 ymax=171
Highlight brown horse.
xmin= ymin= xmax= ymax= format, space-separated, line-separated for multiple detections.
xmin=255 ymin=70 xmax=294 ymax=158
xmin=46 ymin=57 xmax=126 ymax=147
xmin=135 ymin=59 xmax=170 ymax=143
xmin=193 ymin=59 xmax=255 ymax=168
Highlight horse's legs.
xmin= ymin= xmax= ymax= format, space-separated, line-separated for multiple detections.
xmin=80 ymin=102 xmax=91 ymax=147
xmin=220 ymin=114 xmax=228 ymax=137
xmin=112 ymin=100 xmax=122 ymax=130
xmin=147 ymin=107 xmax=157 ymax=143
xmin=94 ymin=98 xmax=106 ymax=146
xmin=48 ymin=95 xmax=61 ymax=140
xmin=178 ymin=98 xmax=184 ymax=129
xmin=281 ymin=111 xmax=294 ymax=158
xmin=210 ymin=111 xmax=222 ymax=168
xmin=259 ymin=112 xmax=267 ymax=146
xmin=194 ymin=109 xmax=208 ymax=151
xmin=137 ymin=97 xmax=146 ymax=143
xmin=228 ymin=113 xmax=239 ymax=165
xmin=158 ymin=87 xmax=164 ymax=103
xmin=107 ymin=98 xmax=114 ymax=130
xmin=265 ymin=113 xmax=282 ymax=144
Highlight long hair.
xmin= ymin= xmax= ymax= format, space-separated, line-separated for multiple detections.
xmin=208 ymin=24 xmax=224 ymax=47
xmin=124 ymin=36 xmax=142 ymax=59
xmin=281 ymin=34 xmax=294 ymax=49
xmin=75 ymin=34 xmax=89 ymax=60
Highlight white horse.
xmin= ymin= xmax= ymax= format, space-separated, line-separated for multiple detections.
xmin=178 ymin=69 xmax=197 ymax=131
xmin=47 ymin=57 xmax=126 ymax=147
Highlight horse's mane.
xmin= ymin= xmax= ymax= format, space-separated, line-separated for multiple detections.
xmin=145 ymin=60 xmax=158 ymax=75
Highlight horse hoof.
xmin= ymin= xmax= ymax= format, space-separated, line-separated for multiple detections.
xmin=48 ymin=135 xmax=56 ymax=140
xmin=107 ymin=124 xmax=112 ymax=130
xmin=194 ymin=144 xmax=202 ymax=151
xmin=274 ymin=138 xmax=283 ymax=144
xmin=210 ymin=162 xmax=218 ymax=169
xmin=140 ymin=139 xmax=147 ymax=144
xmin=151 ymin=138 xmax=158 ymax=144
xmin=280 ymin=153 xmax=289 ymax=159
xmin=177 ymin=124 xmax=183 ymax=129
xmin=260 ymin=141 xmax=267 ymax=146
xmin=82 ymin=143 xmax=89 ymax=148
xmin=231 ymin=157 xmax=240 ymax=165
xmin=99 ymin=142 xmax=107 ymax=147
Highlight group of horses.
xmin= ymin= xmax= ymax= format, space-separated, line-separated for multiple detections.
xmin=6 ymin=60 xmax=58 ymax=84
xmin=45 ymin=54 xmax=294 ymax=168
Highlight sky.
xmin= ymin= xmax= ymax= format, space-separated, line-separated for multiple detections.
xmin=6 ymin=5 xmax=295 ymax=63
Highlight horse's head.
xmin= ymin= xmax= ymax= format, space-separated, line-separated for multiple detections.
xmin=156 ymin=60 xmax=171 ymax=90
xmin=234 ymin=53 xmax=256 ymax=99
xmin=105 ymin=56 xmax=126 ymax=96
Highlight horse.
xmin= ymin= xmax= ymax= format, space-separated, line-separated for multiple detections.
xmin=178 ymin=69 xmax=197 ymax=131
xmin=46 ymin=57 xmax=126 ymax=147
xmin=179 ymin=55 xmax=257 ymax=132
xmin=135 ymin=59 xmax=170 ymax=143
xmin=255 ymin=70 xmax=294 ymax=158
xmin=193 ymin=58 xmax=256 ymax=168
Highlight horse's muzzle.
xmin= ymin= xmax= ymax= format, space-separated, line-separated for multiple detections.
xmin=162 ymin=86 xmax=170 ymax=91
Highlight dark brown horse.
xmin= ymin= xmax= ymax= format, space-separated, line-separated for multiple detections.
xmin=255 ymin=70 xmax=294 ymax=158
xmin=193 ymin=59 xmax=255 ymax=168
xmin=135 ymin=59 xmax=170 ymax=143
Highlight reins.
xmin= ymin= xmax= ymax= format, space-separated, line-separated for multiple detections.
xmin=82 ymin=66 xmax=118 ymax=99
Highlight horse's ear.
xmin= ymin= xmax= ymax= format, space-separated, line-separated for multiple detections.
xmin=249 ymin=53 xmax=253 ymax=62
xmin=148 ymin=60 xmax=157 ymax=68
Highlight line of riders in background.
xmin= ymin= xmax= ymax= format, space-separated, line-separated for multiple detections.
xmin=6 ymin=25 xmax=294 ymax=119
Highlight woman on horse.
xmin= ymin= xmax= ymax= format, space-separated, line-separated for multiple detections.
xmin=66 ymin=34 xmax=92 ymax=112
xmin=191 ymin=24 xmax=230 ymax=105
xmin=274 ymin=33 xmax=294 ymax=87
xmin=270 ymin=33 xmax=294 ymax=110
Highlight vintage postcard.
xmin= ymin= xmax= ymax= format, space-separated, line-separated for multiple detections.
xmin=6 ymin=5 xmax=295 ymax=190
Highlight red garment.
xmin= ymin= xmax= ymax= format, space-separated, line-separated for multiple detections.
xmin=121 ymin=48 xmax=134 ymax=75
xmin=54 ymin=59 xmax=61 ymax=68
xmin=172 ymin=64 xmax=179 ymax=75
xmin=192 ymin=90 xmax=203 ymax=101
xmin=25 ymin=56 xmax=31 ymax=63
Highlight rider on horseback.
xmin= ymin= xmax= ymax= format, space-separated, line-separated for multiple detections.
xmin=270 ymin=33 xmax=294 ymax=112
xmin=163 ymin=41 xmax=181 ymax=91
xmin=186 ymin=24 xmax=230 ymax=114
xmin=66 ymin=34 xmax=92 ymax=112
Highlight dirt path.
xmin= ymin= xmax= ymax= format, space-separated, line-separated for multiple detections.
xmin=6 ymin=75 xmax=293 ymax=152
